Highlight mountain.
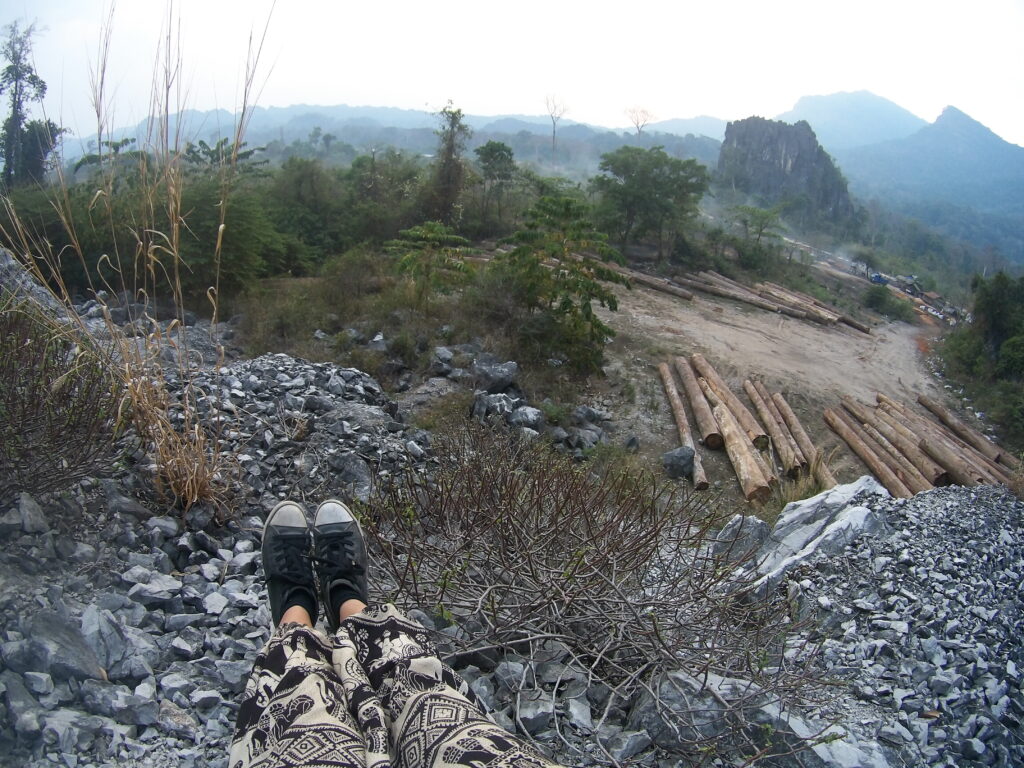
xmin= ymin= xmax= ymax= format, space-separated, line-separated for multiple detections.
xmin=646 ymin=116 xmax=728 ymax=141
xmin=775 ymin=91 xmax=927 ymax=151
xmin=718 ymin=117 xmax=854 ymax=227
xmin=834 ymin=107 xmax=1024 ymax=259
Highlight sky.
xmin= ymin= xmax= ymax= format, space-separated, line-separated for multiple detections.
xmin=9 ymin=0 xmax=1024 ymax=149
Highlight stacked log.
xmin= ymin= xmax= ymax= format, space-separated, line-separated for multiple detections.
xmin=772 ymin=392 xmax=838 ymax=489
xmin=698 ymin=378 xmax=771 ymax=502
xmin=672 ymin=357 xmax=723 ymax=450
xmin=743 ymin=380 xmax=801 ymax=477
xmin=623 ymin=269 xmax=695 ymax=301
xmin=755 ymin=283 xmax=839 ymax=326
xmin=824 ymin=391 xmax=1019 ymax=493
xmin=672 ymin=275 xmax=806 ymax=318
xmin=690 ymin=354 xmax=768 ymax=449
xmin=754 ymin=380 xmax=806 ymax=468
xmin=824 ymin=409 xmax=912 ymax=498
xmin=657 ymin=362 xmax=709 ymax=490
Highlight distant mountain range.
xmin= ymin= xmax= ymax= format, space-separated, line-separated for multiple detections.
xmin=72 ymin=92 xmax=1024 ymax=262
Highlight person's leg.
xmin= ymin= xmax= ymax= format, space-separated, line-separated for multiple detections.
xmin=311 ymin=500 xmax=562 ymax=768
xmin=229 ymin=501 xmax=390 ymax=768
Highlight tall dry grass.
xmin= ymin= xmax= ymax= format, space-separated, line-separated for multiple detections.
xmin=0 ymin=7 xmax=272 ymax=519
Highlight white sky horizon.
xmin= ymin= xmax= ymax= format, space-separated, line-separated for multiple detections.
xmin=9 ymin=0 xmax=1024 ymax=149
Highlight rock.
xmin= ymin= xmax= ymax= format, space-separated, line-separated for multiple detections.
xmin=508 ymin=407 xmax=545 ymax=431
xmin=158 ymin=698 xmax=199 ymax=740
xmin=80 ymin=606 xmax=130 ymax=673
xmin=23 ymin=671 xmax=54 ymax=696
xmin=711 ymin=514 xmax=770 ymax=564
xmin=18 ymin=492 xmax=48 ymax=533
xmin=127 ymin=573 xmax=183 ymax=606
xmin=29 ymin=611 xmax=106 ymax=681
xmin=79 ymin=679 xmax=159 ymax=725
xmin=471 ymin=358 xmax=518 ymax=393
xmin=189 ymin=689 xmax=223 ymax=709
xmin=326 ymin=452 xmax=374 ymax=503
xmin=1 ymin=669 xmax=42 ymax=737
xmin=517 ymin=690 xmax=554 ymax=735
xmin=661 ymin=446 xmax=695 ymax=480
xmin=565 ymin=696 xmax=593 ymax=732
xmin=603 ymin=730 xmax=651 ymax=761
xmin=203 ymin=592 xmax=230 ymax=615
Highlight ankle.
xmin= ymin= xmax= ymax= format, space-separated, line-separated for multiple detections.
xmin=339 ymin=599 xmax=367 ymax=623
xmin=280 ymin=605 xmax=314 ymax=627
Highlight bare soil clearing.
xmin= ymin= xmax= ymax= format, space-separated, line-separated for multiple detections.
xmin=590 ymin=277 xmax=945 ymax=501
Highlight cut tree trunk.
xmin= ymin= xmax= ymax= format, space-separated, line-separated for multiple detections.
xmin=707 ymin=401 xmax=771 ymax=503
xmin=773 ymin=392 xmax=837 ymax=489
xmin=824 ymin=409 xmax=912 ymax=498
xmin=831 ymin=407 xmax=929 ymax=495
xmin=658 ymin=362 xmax=709 ymax=489
xmin=673 ymin=356 xmax=723 ymax=450
xmin=917 ymin=394 xmax=1021 ymax=469
xmin=861 ymin=421 xmax=933 ymax=493
xmin=624 ymin=270 xmax=695 ymax=301
xmin=744 ymin=380 xmax=800 ymax=477
xmin=919 ymin=437 xmax=983 ymax=487
xmin=690 ymin=354 xmax=768 ymax=449
xmin=862 ymin=404 xmax=949 ymax=485
xmin=755 ymin=380 xmax=806 ymax=466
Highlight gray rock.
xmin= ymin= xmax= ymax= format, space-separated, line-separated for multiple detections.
xmin=23 ymin=671 xmax=54 ymax=696
xmin=189 ymin=689 xmax=223 ymax=709
xmin=18 ymin=492 xmax=49 ymax=533
xmin=603 ymin=729 xmax=651 ymax=761
xmin=566 ymin=696 xmax=593 ymax=732
xmin=711 ymin=514 xmax=771 ymax=564
xmin=661 ymin=446 xmax=695 ymax=480
xmin=326 ymin=452 xmax=374 ymax=503
xmin=471 ymin=358 xmax=518 ymax=393
xmin=127 ymin=573 xmax=183 ymax=606
xmin=29 ymin=611 xmax=106 ymax=681
xmin=1 ymin=669 xmax=42 ymax=737
xmin=508 ymin=406 xmax=545 ymax=430
xmin=517 ymin=690 xmax=554 ymax=735
xmin=158 ymin=698 xmax=199 ymax=739
xmin=79 ymin=679 xmax=159 ymax=725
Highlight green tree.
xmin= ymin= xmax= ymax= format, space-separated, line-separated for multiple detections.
xmin=495 ymin=196 xmax=629 ymax=371
xmin=0 ymin=21 xmax=51 ymax=187
xmin=426 ymin=101 xmax=471 ymax=225
xmin=730 ymin=204 xmax=786 ymax=246
xmin=474 ymin=140 xmax=516 ymax=230
xmin=386 ymin=221 xmax=471 ymax=310
xmin=591 ymin=146 xmax=708 ymax=257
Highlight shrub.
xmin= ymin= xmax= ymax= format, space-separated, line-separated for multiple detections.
xmin=0 ymin=297 xmax=122 ymax=501
xmin=362 ymin=420 xmax=815 ymax=761
xmin=863 ymin=285 xmax=916 ymax=323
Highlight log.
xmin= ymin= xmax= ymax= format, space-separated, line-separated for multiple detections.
xmin=755 ymin=284 xmax=838 ymax=325
xmin=699 ymin=378 xmax=776 ymax=486
xmin=917 ymin=394 xmax=1021 ymax=469
xmin=755 ymin=380 xmax=806 ymax=466
xmin=878 ymin=401 xmax=1007 ymax=485
xmin=838 ymin=315 xmax=872 ymax=334
xmin=672 ymin=356 xmax=723 ymax=450
xmin=626 ymin=270 xmax=695 ymax=301
xmin=709 ymin=399 xmax=771 ymax=503
xmin=861 ymin=421 xmax=933 ymax=493
xmin=919 ymin=437 xmax=982 ymax=487
xmin=658 ymin=363 xmax=709 ymax=490
xmin=824 ymin=409 xmax=912 ymax=498
xmin=744 ymin=380 xmax=800 ymax=477
xmin=772 ymin=393 xmax=837 ymax=489
xmin=864 ymin=405 xmax=949 ymax=485
xmin=690 ymin=354 xmax=768 ymax=449
xmin=674 ymin=276 xmax=807 ymax=318
xmin=831 ymin=408 xmax=929 ymax=495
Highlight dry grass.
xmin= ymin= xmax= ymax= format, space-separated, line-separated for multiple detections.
xmin=0 ymin=9 xmax=271 ymax=520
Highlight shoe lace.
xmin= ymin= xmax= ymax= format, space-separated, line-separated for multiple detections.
xmin=313 ymin=530 xmax=364 ymax=583
xmin=271 ymin=535 xmax=312 ymax=585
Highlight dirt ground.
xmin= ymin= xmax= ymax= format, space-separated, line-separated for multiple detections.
xmin=586 ymin=270 xmax=947 ymax=506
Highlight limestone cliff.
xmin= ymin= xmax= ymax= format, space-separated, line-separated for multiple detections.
xmin=717 ymin=116 xmax=854 ymax=225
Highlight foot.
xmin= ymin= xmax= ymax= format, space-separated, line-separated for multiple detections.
xmin=312 ymin=499 xmax=369 ymax=632
xmin=262 ymin=501 xmax=318 ymax=627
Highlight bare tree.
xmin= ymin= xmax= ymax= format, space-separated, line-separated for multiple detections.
xmin=545 ymin=94 xmax=567 ymax=159
xmin=626 ymin=106 xmax=654 ymax=136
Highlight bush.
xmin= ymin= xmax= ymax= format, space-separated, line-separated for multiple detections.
xmin=863 ymin=285 xmax=916 ymax=322
xmin=0 ymin=297 xmax=122 ymax=501
xmin=362 ymin=421 xmax=814 ymax=760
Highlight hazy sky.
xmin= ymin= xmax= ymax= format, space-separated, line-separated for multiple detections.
xmin=11 ymin=0 xmax=1024 ymax=148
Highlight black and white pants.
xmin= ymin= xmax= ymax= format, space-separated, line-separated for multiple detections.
xmin=230 ymin=604 xmax=562 ymax=768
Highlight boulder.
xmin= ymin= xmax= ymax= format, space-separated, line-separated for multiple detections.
xmin=661 ymin=446 xmax=695 ymax=480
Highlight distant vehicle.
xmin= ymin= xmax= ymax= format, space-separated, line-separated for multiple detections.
xmin=869 ymin=273 xmax=888 ymax=285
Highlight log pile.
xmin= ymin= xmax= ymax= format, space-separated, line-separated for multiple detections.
xmin=664 ymin=270 xmax=871 ymax=334
xmin=657 ymin=354 xmax=836 ymax=501
xmin=824 ymin=392 xmax=1020 ymax=497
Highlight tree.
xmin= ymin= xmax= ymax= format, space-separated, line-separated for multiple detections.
xmin=730 ymin=204 xmax=786 ymax=246
xmin=592 ymin=146 xmax=709 ymax=257
xmin=385 ymin=221 xmax=471 ymax=310
xmin=0 ymin=22 xmax=51 ymax=187
xmin=545 ymin=95 xmax=567 ymax=160
xmin=626 ymin=106 xmax=654 ymax=136
xmin=495 ymin=196 xmax=629 ymax=371
xmin=426 ymin=101 xmax=471 ymax=225
xmin=474 ymin=140 xmax=516 ymax=228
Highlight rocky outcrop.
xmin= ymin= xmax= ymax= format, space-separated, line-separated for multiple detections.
xmin=717 ymin=117 xmax=855 ymax=224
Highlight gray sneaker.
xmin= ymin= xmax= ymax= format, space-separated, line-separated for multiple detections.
xmin=312 ymin=499 xmax=368 ymax=632
xmin=261 ymin=501 xmax=317 ymax=626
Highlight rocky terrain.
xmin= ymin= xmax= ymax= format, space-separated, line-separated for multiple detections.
xmin=0 ymin=336 xmax=1021 ymax=766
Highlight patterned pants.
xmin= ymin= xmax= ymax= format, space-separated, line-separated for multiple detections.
xmin=229 ymin=604 xmax=562 ymax=768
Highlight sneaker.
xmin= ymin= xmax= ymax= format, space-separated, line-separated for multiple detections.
xmin=261 ymin=501 xmax=318 ymax=626
xmin=312 ymin=499 xmax=368 ymax=632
